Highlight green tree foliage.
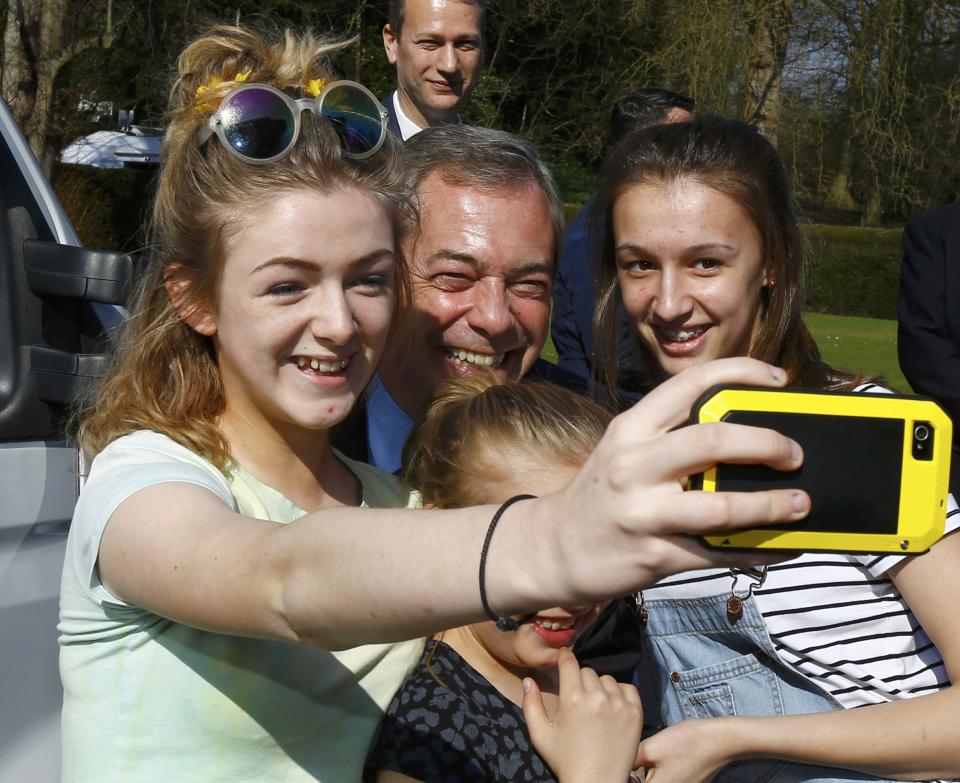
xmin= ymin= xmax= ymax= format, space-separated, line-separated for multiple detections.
xmin=778 ymin=0 xmax=960 ymax=222
xmin=1 ymin=0 xmax=118 ymax=172
xmin=3 ymin=0 xmax=958 ymax=220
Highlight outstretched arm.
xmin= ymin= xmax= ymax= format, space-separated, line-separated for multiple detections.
xmin=99 ymin=357 xmax=810 ymax=650
xmin=637 ymin=529 xmax=960 ymax=782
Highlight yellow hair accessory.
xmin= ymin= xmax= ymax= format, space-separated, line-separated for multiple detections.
xmin=195 ymin=69 xmax=251 ymax=99
xmin=304 ymin=78 xmax=326 ymax=98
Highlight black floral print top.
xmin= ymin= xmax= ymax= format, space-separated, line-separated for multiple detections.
xmin=364 ymin=640 xmax=556 ymax=782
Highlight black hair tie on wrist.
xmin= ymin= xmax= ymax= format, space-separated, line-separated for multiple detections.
xmin=479 ymin=494 xmax=537 ymax=632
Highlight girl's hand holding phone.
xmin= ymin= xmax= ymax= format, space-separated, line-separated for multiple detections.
xmin=522 ymin=649 xmax=643 ymax=783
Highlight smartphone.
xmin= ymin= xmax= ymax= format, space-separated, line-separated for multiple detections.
xmin=691 ymin=385 xmax=953 ymax=554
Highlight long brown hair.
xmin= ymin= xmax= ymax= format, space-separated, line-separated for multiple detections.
xmin=76 ymin=26 xmax=412 ymax=469
xmin=592 ymin=115 xmax=862 ymax=396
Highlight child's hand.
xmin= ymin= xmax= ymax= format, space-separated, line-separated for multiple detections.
xmin=522 ymin=648 xmax=643 ymax=783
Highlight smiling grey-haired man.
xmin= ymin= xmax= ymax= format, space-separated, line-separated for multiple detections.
xmin=334 ymin=124 xmax=585 ymax=473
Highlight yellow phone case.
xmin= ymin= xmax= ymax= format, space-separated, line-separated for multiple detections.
xmin=695 ymin=386 xmax=952 ymax=553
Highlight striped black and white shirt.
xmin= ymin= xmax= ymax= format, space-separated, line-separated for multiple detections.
xmin=643 ymin=497 xmax=957 ymax=709
xmin=646 ymin=381 xmax=959 ymax=708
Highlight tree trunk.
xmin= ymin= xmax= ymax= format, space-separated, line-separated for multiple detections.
xmin=0 ymin=0 xmax=115 ymax=174
xmin=827 ymin=134 xmax=857 ymax=210
xmin=744 ymin=0 xmax=795 ymax=146
xmin=862 ymin=185 xmax=883 ymax=226
xmin=2 ymin=1 xmax=40 ymax=126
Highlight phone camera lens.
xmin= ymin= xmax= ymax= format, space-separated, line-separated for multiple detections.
xmin=912 ymin=422 xmax=934 ymax=461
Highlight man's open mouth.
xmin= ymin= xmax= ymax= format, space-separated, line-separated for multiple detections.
xmin=443 ymin=347 xmax=504 ymax=369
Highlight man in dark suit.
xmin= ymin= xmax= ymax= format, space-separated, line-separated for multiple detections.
xmin=551 ymin=88 xmax=694 ymax=393
xmin=381 ymin=0 xmax=484 ymax=141
xmin=334 ymin=124 xmax=585 ymax=471
xmin=898 ymin=203 xmax=960 ymax=497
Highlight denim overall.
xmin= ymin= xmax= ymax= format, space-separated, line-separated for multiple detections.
xmin=635 ymin=592 xmax=895 ymax=783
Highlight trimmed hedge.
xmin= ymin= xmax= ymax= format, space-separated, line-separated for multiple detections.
xmin=802 ymin=224 xmax=903 ymax=320
xmin=55 ymin=162 xmax=905 ymax=321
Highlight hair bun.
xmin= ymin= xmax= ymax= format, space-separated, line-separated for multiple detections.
xmin=167 ymin=25 xmax=351 ymax=128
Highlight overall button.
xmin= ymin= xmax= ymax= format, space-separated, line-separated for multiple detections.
xmin=670 ymin=672 xmax=681 ymax=683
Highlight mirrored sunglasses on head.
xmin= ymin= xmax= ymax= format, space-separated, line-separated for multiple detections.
xmin=196 ymin=81 xmax=389 ymax=163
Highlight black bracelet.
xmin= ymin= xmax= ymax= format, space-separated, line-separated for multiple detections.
xmin=479 ymin=493 xmax=537 ymax=632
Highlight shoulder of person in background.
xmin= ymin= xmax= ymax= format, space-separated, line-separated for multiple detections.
xmin=905 ymin=201 xmax=960 ymax=237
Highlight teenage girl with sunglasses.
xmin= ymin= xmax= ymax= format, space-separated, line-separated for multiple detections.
xmin=58 ymin=26 xmax=817 ymax=782
xmin=366 ymin=377 xmax=643 ymax=783
xmin=590 ymin=115 xmax=960 ymax=782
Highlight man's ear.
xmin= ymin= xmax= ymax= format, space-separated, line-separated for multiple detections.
xmin=163 ymin=265 xmax=217 ymax=336
xmin=383 ymin=24 xmax=399 ymax=65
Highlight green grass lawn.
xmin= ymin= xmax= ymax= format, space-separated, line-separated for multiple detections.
xmin=804 ymin=312 xmax=908 ymax=392
xmin=542 ymin=311 xmax=909 ymax=392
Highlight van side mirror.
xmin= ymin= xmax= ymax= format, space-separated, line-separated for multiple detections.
xmin=23 ymin=239 xmax=136 ymax=305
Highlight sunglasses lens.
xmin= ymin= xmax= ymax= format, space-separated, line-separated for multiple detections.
xmin=321 ymin=84 xmax=384 ymax=156
xmin=219 ymin=89 xmax=295 ymax=160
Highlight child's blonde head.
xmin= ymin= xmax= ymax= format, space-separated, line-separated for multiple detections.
xmin=403 ymin=376 xmax=613 ymax=508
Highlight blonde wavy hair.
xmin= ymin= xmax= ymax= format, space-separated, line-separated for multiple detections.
xmin=76 ymin=25 xmax=412 ymax=469
xmin=402 ymin=375 xmax=612 ymax=509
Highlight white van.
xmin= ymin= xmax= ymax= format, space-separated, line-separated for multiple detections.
xmin=1 ymin=97 xmax=131 ymax=782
